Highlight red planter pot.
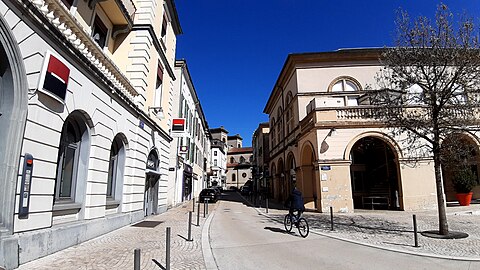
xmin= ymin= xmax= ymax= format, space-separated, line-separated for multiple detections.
xmin=456 ymin=192 xmax=473 ymax=206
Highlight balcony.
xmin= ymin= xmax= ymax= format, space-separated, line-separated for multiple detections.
xmin=89 ymin=0 xmax=136 ymax=35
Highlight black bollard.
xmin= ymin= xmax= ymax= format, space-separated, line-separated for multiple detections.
xmin=266 ymin=197 xmax=269 ymax=213
xmin=193 ymin=198 xmax=195 ymax=212
xmin=134 ymin=248 xmax=140 ymax=270
xmin=330 ymin=206 xmax=334 ymax=231
xmin=203 ymin=200 xmax=207 ymax=218
xmin=166 ymin=227 xmax=171 ymax=270
xmin=206 ymin=198 xmax=209 ymax=215
xmin=413 ymin=214 xmax=419 ymax=247
xmin=197 ymin=202 xmax=200 ymax=226
xmin=187 ymin=211 xmax=193 ymax=241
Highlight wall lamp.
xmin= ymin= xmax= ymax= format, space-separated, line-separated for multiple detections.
xmin=148 ymin=106 xmax=164 ymax=119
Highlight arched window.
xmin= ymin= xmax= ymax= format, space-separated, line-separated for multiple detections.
xmin=271 ymin=117 xmax=276 ymax=147
xmin=107 ymin=134 xmax=126 ymax=200
xmin=55 ymin=112 xmax=89 ymax=203
xmin=328 ymin=76 xmax=362 ymax=106
xmin=232 ymin=173 xmax=236 ymax=182
xmin=240 ymin=156 xmax=245 ymax=163
xmin=230 ymin=157 xmax=235 ymax=164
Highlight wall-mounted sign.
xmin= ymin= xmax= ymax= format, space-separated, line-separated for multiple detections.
xmin=170 ymin=118 xmax=186 ymax=137
xmin=321 ymin=165 xmax=331 ymax=171
xmin=37 ymin=51 xmax=70 ymax=103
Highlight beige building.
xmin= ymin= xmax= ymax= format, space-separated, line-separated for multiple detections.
xmin=252 ymin=123 xmax=270 ymax=193
xmin=264 ymin=49 xmax=480 ymax=213
xmin=226 ymin=147 xmax=253 ymax=190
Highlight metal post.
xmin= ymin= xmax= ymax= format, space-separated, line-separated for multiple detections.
xmin=192 ymin=198 xmax=195 ymax=212
xmin=413 ymin=214 xmax=419 ymax=247
xmin=330 ymin=206 xmax=334 ymax=231
xmin=266 ymin=197 xmax=269 ymax=213
xmin=187 ymin=211 xmax=193 ymax=241
xmin=206 ymin=198 xmax=209 ymax=215
xmin=134 ymin=248 xmax=140 ymax=270
xmin=203 ymin=200 xmax=206 ymax=218
xmin=197 ymin=202 xmax=200 ymax=226
xmin=166 ymin=227 xmax=171 ymax=270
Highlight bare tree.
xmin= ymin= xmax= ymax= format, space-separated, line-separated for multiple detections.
xmin=371 ymin=4 xmax=480 ymax=235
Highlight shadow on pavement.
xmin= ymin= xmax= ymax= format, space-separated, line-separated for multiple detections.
xmin=264 ymin=226 xmax=295 ymax=236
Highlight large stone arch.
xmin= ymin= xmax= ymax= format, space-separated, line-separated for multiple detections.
xmin=0 ymin=13 xmax=28 ymax=235
xmin=276 ymin=158 xmax=285 ymax=201
xmin=347 ymin=133 xmax=403 ymax=210
xmin=299 ymin=141 xmax=318 ymax=210
xmin=441 ymin=132 xmax=480 ymax=202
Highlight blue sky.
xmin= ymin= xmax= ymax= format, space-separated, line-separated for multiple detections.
xmin=175 ymin=0 xmax=480 ymax=146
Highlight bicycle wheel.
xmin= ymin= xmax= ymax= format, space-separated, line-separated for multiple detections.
xmin=297 ymin=217 xmax=309 ymax=238
xmin=284 ymin=214 xmax=293 ymax=232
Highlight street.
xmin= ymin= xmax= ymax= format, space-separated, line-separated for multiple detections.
xmin=208 ymin=192 xmax=480 ymax=270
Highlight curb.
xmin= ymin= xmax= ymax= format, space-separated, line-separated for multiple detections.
xmin=201 ymin=204 xmax=218 ymax=270
xmin=252 ymin=205 xmax=480 ymax=262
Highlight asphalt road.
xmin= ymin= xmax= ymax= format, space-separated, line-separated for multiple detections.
xmin=208 ymin=192 xmax=480 ymax=270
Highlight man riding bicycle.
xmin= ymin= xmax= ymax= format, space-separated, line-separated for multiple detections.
xmin=284 ymin=186 xmax=305 ymax=224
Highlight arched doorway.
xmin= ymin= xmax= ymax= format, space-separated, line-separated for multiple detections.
xmin=350 ymin=136 xmax=401 ymax=210
xmin=0 ymin=15 xmax=28 ymax=234
xmin=269 ymin=163 xmax=276 ymax=200
xmin=441 ymin=134 xmax=480 ymax=202
xmin=300 ymin=143 xmax=317 ymax=210
xmin=145 ymin=150 xmax=160 ymax=216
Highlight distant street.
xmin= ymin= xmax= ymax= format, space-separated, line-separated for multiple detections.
xmin=209 ymin=192 xmax=480 ymax=270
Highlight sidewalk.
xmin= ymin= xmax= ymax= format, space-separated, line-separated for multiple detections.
xmin=18 ymin=201 xmax=209 ymax=270
xmin=250 ymin=197 xmax=480 ymax=260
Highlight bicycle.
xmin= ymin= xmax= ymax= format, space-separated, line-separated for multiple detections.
xmin=284 ymin=211 xmax=309 ymax=238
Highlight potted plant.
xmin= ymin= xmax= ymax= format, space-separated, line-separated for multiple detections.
xmin=452 ymin=168 xmax=477 ymax=206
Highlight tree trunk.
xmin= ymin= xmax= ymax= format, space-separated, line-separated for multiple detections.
xmin=433 ymin=149 xmax=449 ymax=235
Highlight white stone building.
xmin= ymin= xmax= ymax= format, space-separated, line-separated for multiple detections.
xmin=0 ymin=0 xmax=181 ymax=268
xmin=168 ymin=59 xmax=211 ymax=205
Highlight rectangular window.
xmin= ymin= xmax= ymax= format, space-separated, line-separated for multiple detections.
xmin=92 ymin=15 xmax=108 ymax=48
xmin=154 ymin=64 xmax=164 ymax=108
xmin=161 ymin=16 xmax=167 ymax=38
xmin=214 ymin=160 xmax=217 ymax=166
xmin=214 ymin=151 xmax=217 ymax=156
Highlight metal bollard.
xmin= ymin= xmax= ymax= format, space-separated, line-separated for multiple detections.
xmin=193 ymin=198 xmax=195 ymax=212
xmin=413 ymin=214 xmax=419 ymax=247
xmin=187 ymin=211 xmax=193 ymax=241
xmin=330 ymin=206 xmax=334 ymax=231
xmin=203 ymin=200 xmax=207 ymax=218
xmin=266 ymin=197 xmax=269 ymax=213
xmin=134 ymin=248 xmax=140 ymax=270
xmin=197 ymin=202 xmax=200 ymax=226
xmin=166 ymin=227 xmax=171 ymax=270
xmin=206 ymin=198 xmax=209 ymax=215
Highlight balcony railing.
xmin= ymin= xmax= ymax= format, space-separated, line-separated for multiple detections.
xmin=29 ymin=0 xmax=138 ymax=100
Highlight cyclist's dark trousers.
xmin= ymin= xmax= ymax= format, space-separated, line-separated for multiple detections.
xmin=289 ymin=209 xmax=302 ymax=222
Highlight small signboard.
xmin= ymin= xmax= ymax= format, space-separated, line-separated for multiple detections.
xmin=321 ymin=165 xmax=331 ymax=171
xmin=37 ymin=51 xmax=70 ymax=103
xmin=171 ymin=118 xmax=186 ymax=137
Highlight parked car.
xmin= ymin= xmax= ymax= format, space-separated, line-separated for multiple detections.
xmin=212 ymin=186 xmax=222 ymax=196
xmin=199 ymin=188 xmax=218 ymax=203
xmin=240 ymin=185 xmax=251 ymax=195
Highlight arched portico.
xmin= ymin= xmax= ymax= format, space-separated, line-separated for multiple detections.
xmin=276 ymin=158 xmax=285 ymax=201
xmin=299 ymin=142 xmax=318 ymax=210
xmin=0 ymin=14 xmax=28 ymax=235
xmin=349 ymin=135 xmax=402 ymax=210
xmin=286 ymin=152 xmax=296 ymax=193
xmin=145 ymin=149 xmax=160 ymax=216
xmin=441 ymin=133 xmax=480 ymax=202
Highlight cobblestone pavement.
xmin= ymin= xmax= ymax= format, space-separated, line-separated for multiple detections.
xmin=18 ymin=200 xmax=212 ymax=270
xmin=253 ymin=198 xmax=480 ymax=260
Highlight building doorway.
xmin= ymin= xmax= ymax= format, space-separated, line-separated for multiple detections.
xmin=183 ymin=164 xmax=193 ymax=201
xmin=350 ymin=136 xmax=401 ymax=210
xmin=144 ymin=150 xmax=160 ymax=216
